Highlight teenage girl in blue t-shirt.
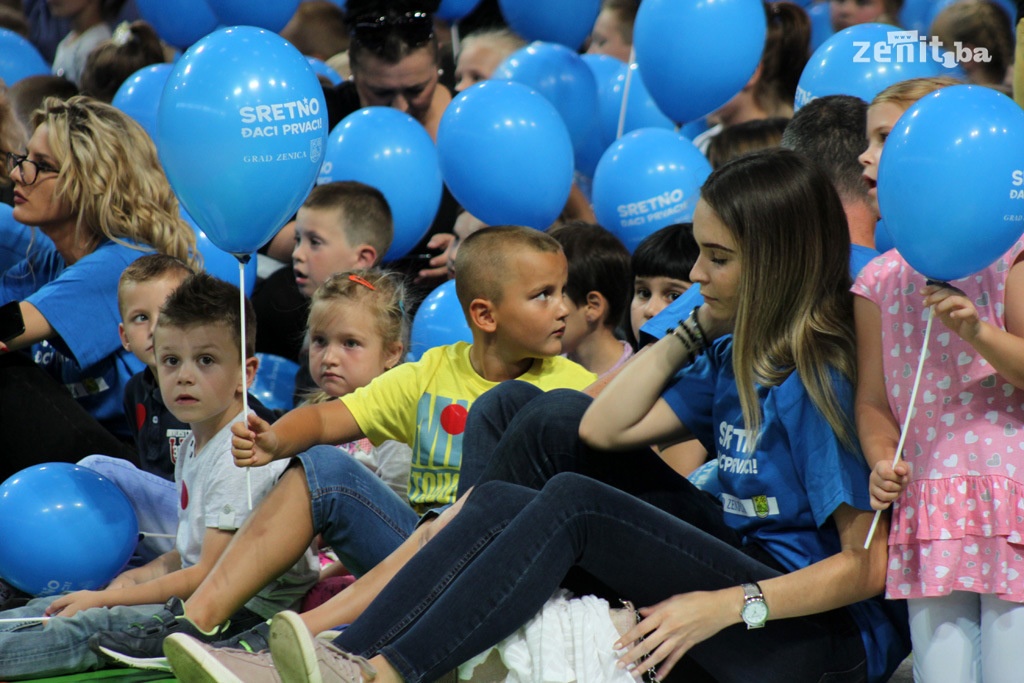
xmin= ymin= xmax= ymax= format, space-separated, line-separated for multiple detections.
xmin=0 ymin=96 xmax=197 ymax=480
xmin=165 ymin=149 xmax=909 ymax=683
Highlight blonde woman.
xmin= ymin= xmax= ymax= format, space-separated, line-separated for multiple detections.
xmin=1 ymin=95 xmax=197 ymax=479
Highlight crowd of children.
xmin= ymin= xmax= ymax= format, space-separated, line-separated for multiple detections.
xmin=0 ymin=1 xmax=1022 ymax=682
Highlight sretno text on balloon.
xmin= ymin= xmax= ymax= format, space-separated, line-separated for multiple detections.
xmin=239 ymin=98 xmax=323 ymax=138
xmin=617 ymin=188 xmax=688 ymax=226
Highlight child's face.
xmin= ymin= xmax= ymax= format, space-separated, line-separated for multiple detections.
xmin=690 ymin=200 xmax=741 ymax=329
xmin=118 ymin=274 xmax=185 ymax=369
xmin=454 ymin=42 xmax=504 ymax=92
xmin=586 ymin=9 xmax=632 ymax=64
xmin=858 ymin=101 xmax=906 ymax=217
xmin=490 ymin=250 xmax=571 ymax=360
xmin=153 ymin=322 xmax=244 ymax=430
xmin=629 ymin=275 xmax=691 ymax=342
xmin=307 ymin=298 xmax=402 ymax=397
xmin=829 ymin=0 xmax=887 ymax=31
xmin=292 ymin=207 xmax=363 ymax=298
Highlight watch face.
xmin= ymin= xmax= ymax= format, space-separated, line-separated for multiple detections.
xmin=743 ymin=600 xmax=768 ymax=624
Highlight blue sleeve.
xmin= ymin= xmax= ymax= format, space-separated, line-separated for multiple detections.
xmin=24 ymin=242 xmax=141 ymax=368
xmin=0 ymin=238 xmax=63 ymax=304
xmin=659 ymin=339 xmax=725 ymax=451
xmin=786 ymin=371 xmax=872 ymax=528
xmin=639 ymin=285 xmax=704 ymax=346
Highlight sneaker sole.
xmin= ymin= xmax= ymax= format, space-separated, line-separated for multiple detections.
xmin=163 ymin=633 xmax=246 ymax=683
xmin=95 ymin=645 xmax=171 ymax=672
xmin=270 ymin=611 xmax=321 ymax=683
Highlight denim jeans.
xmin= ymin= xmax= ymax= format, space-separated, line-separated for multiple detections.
xmin=335 ymin=383 xmax=868 ymax=683
xmin=77 ymin=454 xmax=177 ymax=567
xmin=0 ymin=595 xmax=266 ymax=679
xmin=298 ymin=445 xmax=419 ymax=577
xmin=0 ymin=596 xmax=164 ymax=679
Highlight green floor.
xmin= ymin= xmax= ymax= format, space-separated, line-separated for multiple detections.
xmin=12 ymin=669 xmax=176 ymax=683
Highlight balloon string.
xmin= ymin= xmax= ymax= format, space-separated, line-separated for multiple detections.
xmin=863 ymin=308 xmax=934 ymax=550
xmin=616 ymin=45 xmax=637 ymax=140
xmin=451 ymin=22 xmax=461 ymax=64
xmin=139 ymin=532 xmax=176 ymax=539
xmin=239 ymin=259 xmax=252 ymax=511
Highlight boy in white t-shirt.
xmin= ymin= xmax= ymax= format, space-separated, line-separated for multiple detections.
xmin=0 ymin=273 xmax=318 ymax=678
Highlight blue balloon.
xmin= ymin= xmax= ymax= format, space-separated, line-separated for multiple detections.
xmin=807 ymin=0 xmax=834 ymax=52
xmin=136 ymin=0 xmax=218 ymax=49
xmin=307 ymin=57 xmax=342 ymax=86
xmin=158 ymin=27 xmax=327 ymax=255
xmin=207 ymin=0 xmax=300 ymax=32
xmin=318 ymin=107 xmax=443 ymax=262
xmin=0 ymin=463 xmax=138 ymax=596
xmin=497 ymin=0 xmax=601 ymax=50
xmin=796 ymin=23 xmax=947 ymax=111
xmin=252 ymin=353 xmax=299 ymax=411
xmin=878 ymin=85 xmax=1024 ymax=281
xmin=437 ymin=0 xmax=484 ymax=22
xmin=408 ymin=280 xmax=472 ymax=362
xmin=0 ymin=28 xmax=50 ymax=86
xmin=494 ymin=42 xmax=599 ymax=154
xmin=591 ymin=128 xmax=712 ymax=253
xmin=112 ymin=63 xmax=173 ymax=146
xmin=181 ymin=210 xmax=257 ymax=295
xmin=437 ymin=80 xmax=574 ymax=230
xmin=634 ymin=0 xmax=766 ymax=124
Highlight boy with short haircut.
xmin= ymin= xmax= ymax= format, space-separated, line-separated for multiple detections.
xmin=0 ymin=274 xmax=318 ymax=679
xmin=254 ymin=180 xmax=393 ymax=361
xmin=547 ymin=221 xmax=633 ymax=378
xmin=91 ymin=226 xmax=596 ymax=665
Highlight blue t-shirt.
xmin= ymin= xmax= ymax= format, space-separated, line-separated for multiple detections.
xmin=0 ymin=239 xmax=147 ymax=438
xmin=661 ymin=338 xmax=909 ymax=683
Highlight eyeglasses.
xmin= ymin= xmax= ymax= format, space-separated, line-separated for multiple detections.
xmin=351 ymin=11 xmax=434 ymax=52
xmin=5 ymin=152 xmax=60 ymax=186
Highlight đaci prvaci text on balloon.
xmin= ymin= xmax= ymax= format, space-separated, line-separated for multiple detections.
xmin=239 ymin=97 xmax=325 ymax=141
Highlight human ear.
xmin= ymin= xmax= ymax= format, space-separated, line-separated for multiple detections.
xmin=355 ymin=245 xmax=377 ymax=268
xmin=118 ymin=322 xmax=130 ymax=352
xmin=468 ymin=298 xmax=496 ymax=333
xmin=242 ymin=355 xmax=259 ymax=391
xmin=383 ymin=341 xmax=404 ymax=370
xmin=585 ymin=291 xmax=608 ymax=324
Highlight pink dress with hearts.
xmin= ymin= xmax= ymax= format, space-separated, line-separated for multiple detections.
xmin=853 ymin=242 xmax=1024 ymax=603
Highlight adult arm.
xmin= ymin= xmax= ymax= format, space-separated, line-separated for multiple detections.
xmin=579 ymin=329 xmax=694 ymax=451
xmin=616 ymin=503 xmax=888 ymax=679
xmin=0 ymin=301 xmax=54 ymax=351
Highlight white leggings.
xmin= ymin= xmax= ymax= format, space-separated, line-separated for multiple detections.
xmin=909 ymin=592 xmax=1024 ymax=683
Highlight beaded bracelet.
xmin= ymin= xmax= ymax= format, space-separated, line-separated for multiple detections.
xmin=688 ymin=306 xmax=709 ymax=349
xmin=666 ymin=325 xmax=697 ymax=355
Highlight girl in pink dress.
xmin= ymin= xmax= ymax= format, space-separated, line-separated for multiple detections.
xmin=854 ymin=76 xmax=1024 ymax=682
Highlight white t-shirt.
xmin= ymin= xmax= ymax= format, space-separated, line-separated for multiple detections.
xmin=52 ymin=23 xmax=111 ymax=84
xmin=175 ymin=412 xmax=318 ymax=618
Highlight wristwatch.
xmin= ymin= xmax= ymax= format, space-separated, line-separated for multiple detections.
xmin=740 ymin=582 xmax=768 ymax=629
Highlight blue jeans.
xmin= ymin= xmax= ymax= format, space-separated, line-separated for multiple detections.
xmin=0 ymin=596 xmax=165 ymax=679
xmin=298 ymin=446 xmax=419 ymax=577
xmin=78 ymin=454 xmax=177 ymax=567
xmin=334 ymin=384 xmax=868 ymax=682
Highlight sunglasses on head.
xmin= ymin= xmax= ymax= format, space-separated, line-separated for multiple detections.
xmin=351 ymin=11 xmax=434 ymax=52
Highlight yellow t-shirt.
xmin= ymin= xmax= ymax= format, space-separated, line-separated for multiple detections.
xmin=341 ymin=342 xmax=595 ymax=510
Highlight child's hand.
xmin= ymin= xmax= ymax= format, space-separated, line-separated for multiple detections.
xmin=923 ymin=283 xmax=981 ymax=342
xmin=869 ymin=460 xmax=909 ymax=510
xmin=230 ymin=412 xmax=279 ymax=467
xmin=44 ymin=590 xmax=106 ymax=618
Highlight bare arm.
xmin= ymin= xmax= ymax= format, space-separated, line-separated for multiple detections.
xmin=2 ymin=302 xmax=53 ymax=351
xmin=617 ymin=504 xmax=888 ymax=679
xmin=853 ymin=297 xmax=908 ymax=510
xmin=923 ymin=258 xmax=1024 ymax=389
xmin=578 ymin=331 xmax=693 ymax=451
xmin=231 ymin=399 xmax=364 ymax=466
xmin=46 ymin=529 xmax=237 ymax=617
